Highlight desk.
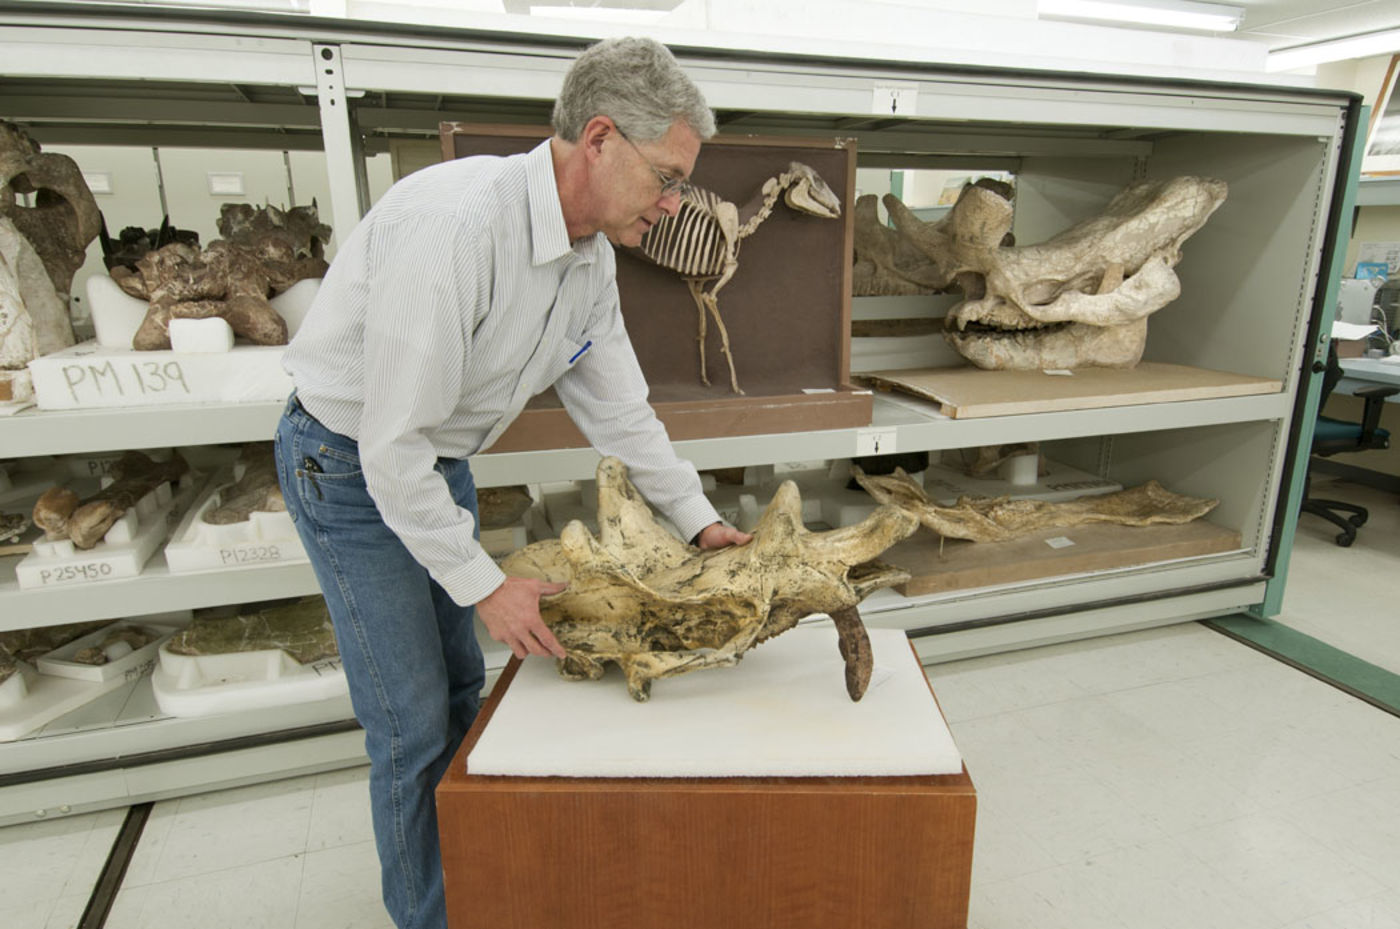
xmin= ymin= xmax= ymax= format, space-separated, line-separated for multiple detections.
xmin=1339 ymin=356 xmax=1400 ymax=402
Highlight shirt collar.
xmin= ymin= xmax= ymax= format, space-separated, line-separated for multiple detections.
xmin=525 ymin=138 xmax=601 ymax=267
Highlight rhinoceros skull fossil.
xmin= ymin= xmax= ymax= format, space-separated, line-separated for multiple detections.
xmin=882 ymin=176 xmax=1227 ymax=370
xmin=500 ymin=457 xmax=918 ymax=702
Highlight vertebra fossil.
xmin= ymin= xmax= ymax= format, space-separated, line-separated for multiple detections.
xmin=111 ymin=202 xmax=330 ymax=350
xmin=501 ymin=457 xmax=917 ymax=702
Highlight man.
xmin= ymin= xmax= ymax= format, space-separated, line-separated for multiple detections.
xmin=274 ymin=37 xmax=750 ymax=929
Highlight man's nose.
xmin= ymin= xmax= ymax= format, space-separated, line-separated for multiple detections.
xmin=658 ymin=189 xmax=683 ymax=216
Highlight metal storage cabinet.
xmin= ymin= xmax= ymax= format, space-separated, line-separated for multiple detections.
xmin=0 ymin=5 xmax=1361 ymax=822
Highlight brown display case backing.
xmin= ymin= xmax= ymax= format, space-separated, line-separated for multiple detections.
xmin=440 ymin=123 xmax=872 ymax=453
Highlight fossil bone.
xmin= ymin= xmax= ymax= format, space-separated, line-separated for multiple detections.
xmin=853 ymin=466 xmax=1218 ymax=543
xmin=73 ymin=626 xmax=156 ymax=665
xmin=882 ymin=176 xmax=1227 ymax=369
xmin=33 ymin=450 xmax=188 ymax=548
xmin=112 ymin=202 xmax=330 ymax=350
xmin=852 ymin=178 xmax=1015 ymax=297
xmin=0 ymin=120 xmax=100 ymax=307
xmin=204 ymin=444 xmax=284 ymax=525
xmin=501 ymin=457 xmax=917 ymax=702
xmin=100 ymin=215 xmax=200 ymax=272
xmin=167 ymin=597 xmax=336 ymax=665
xmin=632 ymin=161 xmax=842 ymax=394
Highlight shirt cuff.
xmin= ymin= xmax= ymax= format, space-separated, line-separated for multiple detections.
xmin=439 ymin=550 xmax=508 ymax=607
xmin=668 ymin=495 xmax=723 ymax=547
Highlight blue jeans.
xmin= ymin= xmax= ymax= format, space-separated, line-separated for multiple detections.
xmin=274 ymin=394 xmax=485 ymax=929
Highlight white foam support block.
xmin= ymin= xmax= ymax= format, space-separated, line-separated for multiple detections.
xmin=15 ymin=474 xmax=202 ymax=589
xmin=36 ymin=617 xmax=184 ymax=683
xmin=466 ymin=624 xmax=964 ymax=778
xmin=164 ymin=470 xmax=307 ymax=573
xmin=0 ymin=658 xmax=159 ymax=742
xmin=88 ymin=275 xmax=320 ymax=348
xmin=28 ymin=340 xmax=293 ymax=409
xmin=169 ymin=317 xmax=235 ymax=353
xmin=149 ymin=643 xmax=347 ymax=717
xmin=921 ymin=457 xmax=1121 ymax=505
xmin=87 ymin=274 xmax=147 ymax=349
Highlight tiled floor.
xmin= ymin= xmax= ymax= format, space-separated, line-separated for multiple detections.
xmin=2 ymin=474 xmax=1398 ymax=929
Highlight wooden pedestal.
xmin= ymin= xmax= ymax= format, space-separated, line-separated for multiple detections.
xmin=437 ymin=656 xmax=976 ymax=929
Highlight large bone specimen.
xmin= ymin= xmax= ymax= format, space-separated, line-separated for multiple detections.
xmin=204 ymin=444 xmax=283 ymax=525
xmin=32 ymin=450 xmax=188 ymax=548
xmin=166 ymin=597 xmax=336 ymax=664
xmin=853 ymin=466 xmax=1218 ymax=543
xmin=0 ymin=216 xmax=70 ymax=401
xmin=112 ymin=202 xmax=330 ymax=350
xmin=501 ymin=457 xmax=918 ymax=702
xmin=852 ymin=178 xmax=1015 ymax=297
xmin=632 ymin=162 xmax=842 ymax=394
xmin=882 ymin=176 xmax=1226 ymax=369
xmin=0 ymin=120 xmax=100 ymax=307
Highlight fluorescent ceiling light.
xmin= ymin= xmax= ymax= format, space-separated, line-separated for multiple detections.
xmin=529 ymin=6 xmax=668 ymax=22
xmin=1267 ymin=29 xmax=1400 ymax=72
xmin=1038 ymin=0 xmax=1243 ymax=32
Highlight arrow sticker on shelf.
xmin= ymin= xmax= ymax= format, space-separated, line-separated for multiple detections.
xmin=856 ymin=428 xmax=897 ymax=457
xmin=872 ymin=83 xmax=918 ymax=116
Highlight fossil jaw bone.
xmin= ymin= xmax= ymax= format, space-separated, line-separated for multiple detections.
xmin=501 ymin=457 xmax=917 ymax=702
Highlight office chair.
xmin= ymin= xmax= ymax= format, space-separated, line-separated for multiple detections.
xmin=1301 ymin=342 xmax=1399 ymax=546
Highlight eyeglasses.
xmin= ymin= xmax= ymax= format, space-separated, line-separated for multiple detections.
xmin=615 ymin=128 xmax=690 ymax=197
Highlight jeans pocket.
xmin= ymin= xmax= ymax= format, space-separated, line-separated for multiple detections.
xmin=298 ymin=438 xmax=374 ymax=512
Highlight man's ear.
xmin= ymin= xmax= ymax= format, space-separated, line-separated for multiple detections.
xmin=578 ymin=115 xmax=614 ymax=161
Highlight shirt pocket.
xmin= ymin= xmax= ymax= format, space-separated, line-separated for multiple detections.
xmin=534 ymin=335 xmax=591 ymax=393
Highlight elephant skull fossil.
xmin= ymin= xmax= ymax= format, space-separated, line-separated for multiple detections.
xmin=500 ymin=457 xmax=919 ymax=702
xmin=882 ymin=176 xmax=1227 ymax=369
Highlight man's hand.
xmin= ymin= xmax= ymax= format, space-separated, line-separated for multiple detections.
xmin=476 ymin=576 xmax=569 ymax=660
xmin=695 ymin=521 xmax=752 ymax=550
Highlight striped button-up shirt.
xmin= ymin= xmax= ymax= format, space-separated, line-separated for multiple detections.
xmin=284 ymin=139 xmax=719 ymax=607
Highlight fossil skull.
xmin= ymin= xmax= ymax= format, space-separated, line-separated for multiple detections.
xmin=883 ymin=175 xmax=1227 ymax=369
xmin=500 ymin=457 xmax=918 ymax=702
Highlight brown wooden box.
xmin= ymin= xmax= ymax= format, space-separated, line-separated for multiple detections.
xmin=437 ymin=653 xmax=976 ymax=929
xmin=440 ymin=123 xmax=873 ymax=453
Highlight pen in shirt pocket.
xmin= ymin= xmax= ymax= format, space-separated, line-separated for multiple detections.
xmin=568 ymin=340 xmax=593 ymax=364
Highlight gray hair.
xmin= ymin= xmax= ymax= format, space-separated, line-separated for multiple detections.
xmin=552 ymin=37 xmax=716 ymax=144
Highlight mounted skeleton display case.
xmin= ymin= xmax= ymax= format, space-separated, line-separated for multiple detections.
xmin=0 ymin=6 xmax=1362 ymax=823
xmin=440 ymin=123 xmax=872 ymax=451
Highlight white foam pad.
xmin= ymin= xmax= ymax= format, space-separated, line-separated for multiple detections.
xmin=87 ymin=274 xmax=150 ymax=349
xmin=467 ymin=624 xmax=963 ymax=778
xmin=269 ymin=278 xmax=320 ymax=337
xmin=169 ymin=317 xmax=235 ymax=353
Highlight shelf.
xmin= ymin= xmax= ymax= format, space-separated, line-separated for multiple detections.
xmin=1357 ymin=177 xmax=1400 ymax=207
xmin=4 ymin=389 xmax=1295 ymax=483
xmin=0 ymin=552 xmax=322 ymax=631
xmin=3 ymin=402 xmax=287 ymax=456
